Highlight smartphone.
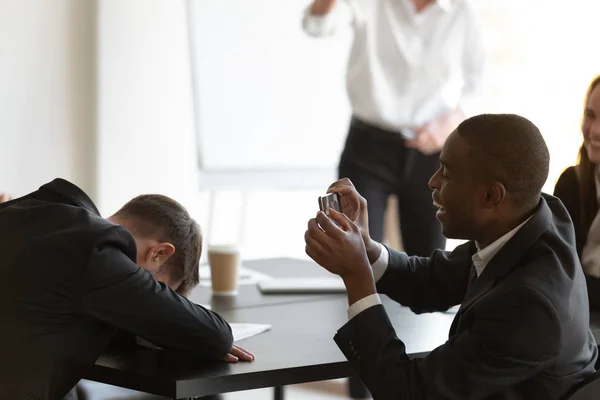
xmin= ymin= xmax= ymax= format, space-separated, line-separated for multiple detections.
xmin=318 ymin=192 xmax=342 ymax=216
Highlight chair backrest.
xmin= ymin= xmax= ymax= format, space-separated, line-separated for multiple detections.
xmin=565 ymin=370 xmax=600 ymax=400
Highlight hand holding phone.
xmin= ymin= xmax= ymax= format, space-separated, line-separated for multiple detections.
xmin=318 ymin=193 xmax=342 ymax=219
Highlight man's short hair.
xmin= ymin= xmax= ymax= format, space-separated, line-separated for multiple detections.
xmin=113 ymin=195 xmax=202 ymax=296
xmin=457 ymin=114 xmax=550 ymax=209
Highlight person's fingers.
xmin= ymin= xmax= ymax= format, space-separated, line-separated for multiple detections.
xmin=304 ymin=229 xmax=326 ymax=253
xmin=305 ymin=242 xmax=326 ymax=266
xmin=327 ymin=185 xmax=359 ymax=199
xmin=230 ymin=345 xmax=254 ymax=361
xmin=304 ymin=220 xmax=330 ymax=256
xmin=328 ymin=209 xmax=352 ymax=232
xmin=422 ymin=147 xmax=438 ymax=155
xmin=222 ymin=353 xmax=239 ymax=363
xmin=329 ymin=195 xmax=360 ymax=221
xmin=327 ymin=186 xmax=353 ymax=195
xmin=233 ymin=344 xmax=254 ymax=357
xmin=417 ymin=131 xmax=432 ymax=145
xmin=327 ymin=178 xmax=355 ymax=191
xmin=307 ymin=217 xmax=331 ymax=241
xmin=405 ymin=135 xmax=424 ymax=148
xmin=304 ymin=243 xmax=321 ymax=265
xmin=404 ymin=140 xmax=418 ymax=148
xmin=316 ymin=211 xmax=345 ymax=238
xmin=406 ymin=133 xmax=437 ymax=153
xmin=419 ymin=137 xmax=440 ymax=155
xmin=417 ymin=121 xmax=433 ymax=134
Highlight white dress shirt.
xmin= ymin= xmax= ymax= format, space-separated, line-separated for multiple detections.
xmin=471 ymin=216 xmax=532 ymax=276
xmin=303 ymin=0 xmax=485 ymax=138
xmin=581 ymin=166 xmax=600 ymax=277
xmin=348 ymin=217 xmax=532 ymax=320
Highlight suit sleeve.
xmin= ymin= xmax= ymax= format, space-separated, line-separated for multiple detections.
xmin=81 ymin=227 xmax=233 ymax=359
xmin=334 ymin=287 xmax=561 ymax=400
xmin=375 ymin=243 xmax=472 ymax=313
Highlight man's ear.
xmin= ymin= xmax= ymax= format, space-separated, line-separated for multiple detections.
xmin=151 ymin=242 xmax=176 ymax=265
xmin=484 ymin=182 xmax=507 ymax=209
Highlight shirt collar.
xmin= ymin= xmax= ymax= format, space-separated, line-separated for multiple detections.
xmin=472 ymin=216 xmax=533 ymax=277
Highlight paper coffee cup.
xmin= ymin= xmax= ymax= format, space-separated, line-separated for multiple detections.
xmin=207 ymin=244 xmax=240 ymax=296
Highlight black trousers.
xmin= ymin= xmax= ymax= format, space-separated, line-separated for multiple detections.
xmin=339 ymin=117 xmax=446 ymax=254
xmin=340 ymin=117 xmax=445 ymax=398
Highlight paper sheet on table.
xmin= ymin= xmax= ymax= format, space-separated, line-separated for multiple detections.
xmin=199 ymin=264 xmax=272 ymax=287
xmin=135 ymin=321 xmax=270 ymax=350
xmin=231 ymin=323 xmax=271 ymax=342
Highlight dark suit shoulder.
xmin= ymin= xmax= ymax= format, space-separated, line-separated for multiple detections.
xmin=554 ymin=166 xmax=578 ymax=201
xmin=511 ymin=212 xmax=581 ymax=299
xmin=553 ymin=167 xmax=585 ymax=257
xmin=0 ymin=188 xmax=136 ymax=275
xmin=37 ymin=178 xmax=100 ymax=215
xmin=90 ymin=224 xmax=137 ymax=263
xmin=554 ymin=167 xmax=580 ymax=223
xmin=555 ymin=166 xmax=578 ymax=190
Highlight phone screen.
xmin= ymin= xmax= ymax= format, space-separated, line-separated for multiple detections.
xmin=318 ymin=193 xmax=342 ymax=215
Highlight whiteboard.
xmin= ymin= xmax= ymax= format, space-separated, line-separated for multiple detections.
xmin=187 ymin=0 xmax=352 ymax=171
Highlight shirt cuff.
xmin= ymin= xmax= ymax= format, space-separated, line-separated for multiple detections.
xmin=371 ymin=243 xmax=389 ymax=282
xmin=301 ymin=2 xmax=344 ymax=37
xmin=348 ymin=293 xmax=382 ymax=320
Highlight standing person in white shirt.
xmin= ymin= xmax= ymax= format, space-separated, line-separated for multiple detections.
xmin=302 ymin=0 xmax=485 ymax=264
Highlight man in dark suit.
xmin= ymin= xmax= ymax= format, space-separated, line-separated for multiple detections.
xmin=0 ymin=178 xmax=253 ymax=400
xmin=305 ymin=114 xmax=598 ymax=399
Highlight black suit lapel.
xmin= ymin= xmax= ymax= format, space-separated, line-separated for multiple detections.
xmin=455 ymin=196 xmax=552 ymax=316
xmin=449 ymin=264 xmax=477 ymax=337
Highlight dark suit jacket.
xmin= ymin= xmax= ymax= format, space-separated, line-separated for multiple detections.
xmin=554 ymin=166 xmax=600 ymax=309
xmin=0 ymin=179 xmax=233 ymax=400
xmin=334 ymin=194 xmax=598 ymax=400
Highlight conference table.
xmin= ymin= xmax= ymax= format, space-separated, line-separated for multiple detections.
xmin=85 ymin=258 xmax=600 ymax=399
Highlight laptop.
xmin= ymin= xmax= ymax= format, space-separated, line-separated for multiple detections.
xmin=258 ymin=277 xmax=346 ymax=294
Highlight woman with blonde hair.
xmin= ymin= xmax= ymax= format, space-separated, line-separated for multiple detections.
xmin=554 ymin=75 xmax=600 ymax=308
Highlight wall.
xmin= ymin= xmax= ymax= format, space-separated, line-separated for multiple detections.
xmin=0 ymin=0 xmax=96 ymax=198
xmin=96 ymin=0 xmax=199 ymax=215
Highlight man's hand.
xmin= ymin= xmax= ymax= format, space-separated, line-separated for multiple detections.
xmin=0 ymin=193 xmax=11 ymax=203
xmin=222 ymin=344 xmax=254 ymax=363
xmin=310 ymin=0 xmax=336 ymax=15
xmin=304 ymin=209 xmax=376 ymax=305
xmin=405 ymin=110 xmax=464 ymax=155
xmin=326 ymin=178 xmax=381 ymax=263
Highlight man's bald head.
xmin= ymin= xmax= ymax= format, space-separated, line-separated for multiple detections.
xmin=456 ymin=114 xmax=550 ymax=210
